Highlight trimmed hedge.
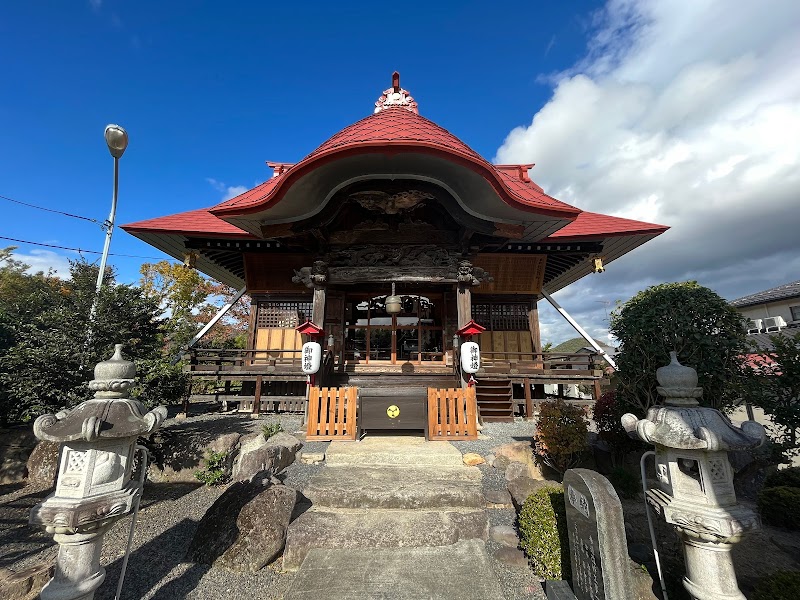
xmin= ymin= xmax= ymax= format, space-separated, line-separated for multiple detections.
xmin=753 ymin=570 xmax=800 ymax=600
xmin=763 ymin=467 xmax=800 ymax=490
xmin=757 ymin=486 xmax=800 ymax=530
xmin=518 ymin=485 xmax=570 ymax=580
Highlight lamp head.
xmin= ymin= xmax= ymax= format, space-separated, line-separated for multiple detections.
xmin=592 ymin=257 xmax=605 ymax=274
xmin=104 ymin=124 xmax=128 ymax=159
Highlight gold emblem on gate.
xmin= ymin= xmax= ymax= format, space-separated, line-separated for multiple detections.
xmin=386 ymin=405 xmax=400 ymax=419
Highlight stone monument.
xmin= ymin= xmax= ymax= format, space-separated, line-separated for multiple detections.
xmin=29 ymin=344 xmax=167 ymax=600
xmin=563 ymin=468 xmax=630 ymax=600
xmin=622 ymin=351 xmax=765 ymax=600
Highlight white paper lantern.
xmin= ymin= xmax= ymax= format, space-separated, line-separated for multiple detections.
xmin=301 ymin=341 xmax=322 ymax=374
xmin=460 ymin=341 xmax=480 ymax=374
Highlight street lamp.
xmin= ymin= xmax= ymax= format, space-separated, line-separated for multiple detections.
xmin=88 ymin=125 xmax=128 ymax=325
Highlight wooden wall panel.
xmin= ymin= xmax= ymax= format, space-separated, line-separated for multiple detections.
xmin=245 ymin=253 xmax=313 ymax=293
xmin=472 ymin=254 xmax=546 ymax=294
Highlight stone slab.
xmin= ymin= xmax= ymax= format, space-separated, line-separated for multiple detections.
xmin=563 ymin=468 xmax=630 ymax=600
xmin=285 ymin=540 xmax=504 ymax=600
xmin=545 ymin=580 xmax=578 ymax=600
xmin=283 ymin=507 xmax=488 ymax=569
xmin=324 ymin=436 xmax=463 ymax=468
xmin=303 ymin=466 xmax=483 ymax=509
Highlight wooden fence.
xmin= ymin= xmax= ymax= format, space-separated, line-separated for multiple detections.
xmin=427 ymin=387 xmax=478 ymax=441
xmin=306 ymin=387 xmax=358 ymax=441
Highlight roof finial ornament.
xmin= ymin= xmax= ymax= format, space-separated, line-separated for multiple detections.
xmin=374 ymin=71 xmax=419 ymax=115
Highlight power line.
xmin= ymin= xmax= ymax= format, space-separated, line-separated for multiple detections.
xmin=0 ymin=235 xmax=172 ymax=261
xmin=0 ymin=193 xmax=103 ymax=225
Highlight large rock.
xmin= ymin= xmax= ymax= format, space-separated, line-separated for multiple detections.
xmin=25 ymin=441 xmax=60 ymax=489
xmin=507 ymin=476 xmax=562 ymax=511
xmin=490 ymin=441 xmax=543 ymax=480
xmin=232 ymin=431 xmax=302 ymax=481
xmin=0 ymin=427 xmax=37 ymax=484
xmin=146 ymin=428 xmax=242 ymax=483
xmin=188 ymin=477 xmax=298 ymax=572
xmin=504 ymin=461 xmax=529 ymax=481
xmin=0 ymin=562 xmax=55 ymax=600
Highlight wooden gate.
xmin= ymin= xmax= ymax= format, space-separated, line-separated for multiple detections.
xmin=306 ymin=387 xmax=358 ymax=441
xmin=427 ymin=387 xmax=478 ymax=441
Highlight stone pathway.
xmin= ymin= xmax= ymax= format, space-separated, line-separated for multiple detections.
xmin=284 ymin=436 xmax=505 ymax=599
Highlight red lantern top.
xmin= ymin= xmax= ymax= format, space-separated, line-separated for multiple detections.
xmin=295 ymin=320 xmax=324 ymax=336
xmin=455 ymin=320 xmax=486 ymax=337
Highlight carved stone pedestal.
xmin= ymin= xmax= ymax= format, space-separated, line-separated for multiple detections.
xmin=42 ymin=528 xmax=110 ymax=600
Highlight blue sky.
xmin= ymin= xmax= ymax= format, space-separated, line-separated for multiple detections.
xmin=1 ymin=0 xmax=600 ymax=279
xmin=3 ymin=1 xmax=799 ymax=344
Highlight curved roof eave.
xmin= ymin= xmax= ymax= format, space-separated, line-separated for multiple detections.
xmin=209 ymin=142 xmax=580 ymax=222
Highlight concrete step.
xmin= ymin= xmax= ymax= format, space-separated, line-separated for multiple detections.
xmin=303 ymin=466 xmax=484 ymax=509
xmin=285 ymin=539 xmax=504 ymax=600
xmin=324 ymin=436 xmax=464 ymax=467
xmin=283 ymin=507 xmax=489 ymax=570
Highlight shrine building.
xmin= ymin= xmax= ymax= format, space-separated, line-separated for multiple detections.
xmin=122 ymin=73 xmax=668 ymax=440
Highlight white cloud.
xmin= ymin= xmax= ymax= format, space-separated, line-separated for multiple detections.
xmin=496 ymin=0 xmax=800 ymax=344
xmin=11 ymin=249 xmax=74 ymax=279
xmin=206 ymin=178 xmax=248 ymax=201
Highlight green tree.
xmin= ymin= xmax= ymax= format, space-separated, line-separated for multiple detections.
xmin=0 ymin=250 xmax=185 ymax=424
xmin=609 ymin=281 xmax=748 ymax=413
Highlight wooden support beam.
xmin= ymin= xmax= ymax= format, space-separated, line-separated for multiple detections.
xmin=312 ymin=286 xmax=326 ymax=328
xmin=253 ymin=375 xmax=262 ymax=416
xmin=523 ymin=377 xmax=533 ymax=421
xmin=593 ymin=379 xmax=602 ymax=402
xmin=528 ymin=301 xmax=542 ymax=355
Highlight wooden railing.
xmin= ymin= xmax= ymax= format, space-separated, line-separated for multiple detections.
xmin=186 ymin=348 xmax=304 ymax=372
xmin=306 ymin=387 xmax=358 ymax=441
xmin=427 ymin=387 xmax=478 ymax=440
xmin=479 ymin=351 xmax=602 ymax=372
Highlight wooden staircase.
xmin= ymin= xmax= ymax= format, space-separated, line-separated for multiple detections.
xmin=475 ymin=379 xmax=514 ymax=422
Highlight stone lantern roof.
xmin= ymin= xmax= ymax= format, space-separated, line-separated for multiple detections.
xmin=33 ymin=344 xmax=167 ymax=443
xmin=621 ymin=351 xmax=765 ymax=451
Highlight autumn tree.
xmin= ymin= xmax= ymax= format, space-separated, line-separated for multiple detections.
xmin=139 ymin=260 xmax=249 ymax=353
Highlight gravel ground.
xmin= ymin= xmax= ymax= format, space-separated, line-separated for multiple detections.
xmin=1 ymin=414 xmax=546 ymax=599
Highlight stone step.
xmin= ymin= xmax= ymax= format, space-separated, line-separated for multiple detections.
xmin=285 ymin=539 xmax=504 ymax=600
xmin=303 ymin=466 xmax=484 ymax=509
xmin=283 ymin=507 xmax=489 ymax=570
xmin=324 ymin=436 xmax=464 ymax=467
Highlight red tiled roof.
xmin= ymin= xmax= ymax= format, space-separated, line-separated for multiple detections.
xmin=121 ymin=208 xmax=255 ymax=238
xmin=543 ymin=211 xmax=669 ymax=240
xmin=210 ymin=107 xmax=580 ymax=218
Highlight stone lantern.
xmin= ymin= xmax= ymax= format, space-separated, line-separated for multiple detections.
xmin=30 ymin=344 xmax=167 ymax=600
xmin=621 ymin=351 xmax=765 ymax=600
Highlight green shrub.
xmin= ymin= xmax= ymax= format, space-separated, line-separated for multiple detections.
xmin=194 ymin=450 xmax=229 ymax=486
xmin=758 ymin=486 xmax=800 ymax=529
xmin=763 ymin=467 xmax=800 ymax=490
xmin=534 ymin=400 xmax=588 ymax=474
xmin=753 ymin=570 xmax=800 ymax=600
xmin=609 ymin=466 xmax=640 ymax=499
xmin=261 ymin=422 xmax=284 ymax=440
xmin=518 ymin=486 xmax=570 ymax=580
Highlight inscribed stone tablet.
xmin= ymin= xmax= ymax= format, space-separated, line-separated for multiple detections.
xmin=563 ymin=468 xmax=630 ymax=600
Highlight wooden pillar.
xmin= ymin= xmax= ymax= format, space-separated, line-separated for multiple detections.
xmin=312 ymin=286 xmax=326 ymax=327
xmin=523 ymin=377 xmax=533 ymax=421
xmin=456 ymin=284 xmax=472 ymax=389
xmin=529 ymin=300 xmax=542 ymax=369
xmin=252 ymin=374 xmax=262 ymax=417
xmin=456 ymin=284 xmax=471 ymax=328
xmin=593 ymin=379 xmax=602 ymax=402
